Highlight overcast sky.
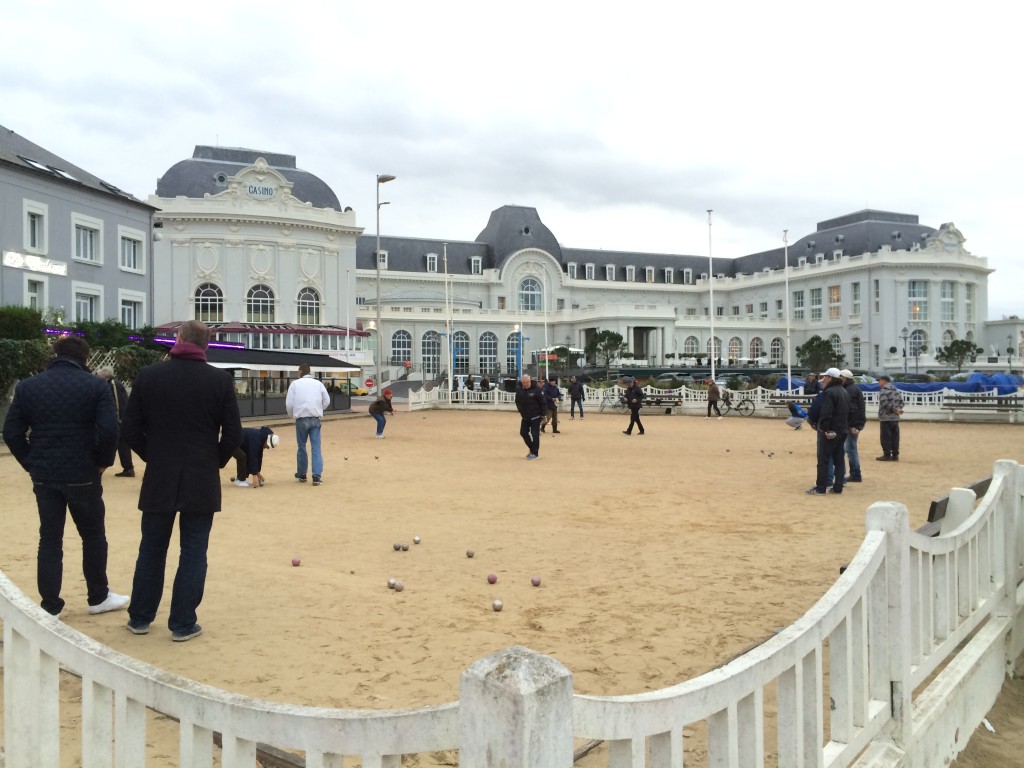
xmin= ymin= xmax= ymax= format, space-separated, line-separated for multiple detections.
xmin=5 ymin=2 xmax=1021 ymax=318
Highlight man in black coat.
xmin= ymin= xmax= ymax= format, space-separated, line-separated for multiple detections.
xmin=806 ymin=368 xmax=850 ymax=496
xmin=622 ymin=378 xmax=645 ymax=435
xmin=2 ymin=335 xmax=128 ymax=617
xmin=514 ymin=373 xmax=544 ymax=459
xmin=122 ymin=320 xmax=242 ymax=641
xmin=839 ymin=369 xmax=866 ymax=482
xmin=97 ymin=366 xmax=135 ymax=477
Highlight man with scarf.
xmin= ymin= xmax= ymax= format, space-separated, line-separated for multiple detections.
xmin=122 ymin=320 xmax=242 ymax=642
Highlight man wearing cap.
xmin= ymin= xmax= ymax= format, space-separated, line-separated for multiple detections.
xmin=231 ymin=426 xmax=279 ymax=487
xmin=515 ymin=374 xmax=544 ymax=459
xmin=806 ymin=367 xmax=850 ymax=495
xmin=839 ymin=370 xmax=866 ymax=482
xmin=369 ymin=388 xmax=395 ymax=439
xmin=876 ymin=375 xmax=905 ymax=461
xmin=540 ymin=376 xmax=562 ymax=433
xmin=622 ymin=377 xmax=646 ymax=435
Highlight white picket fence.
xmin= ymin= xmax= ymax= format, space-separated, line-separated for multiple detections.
xmin=3 ymin=460 xmax=1024 ymax=767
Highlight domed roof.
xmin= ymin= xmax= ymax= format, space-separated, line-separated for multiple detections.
xmin=155 ymin=145 xmax=341 ymax=210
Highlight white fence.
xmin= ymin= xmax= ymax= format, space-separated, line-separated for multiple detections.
xmin=3 ymin=461 xmax=1024 ymax=767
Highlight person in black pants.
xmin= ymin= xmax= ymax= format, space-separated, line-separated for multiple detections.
xmin=97 ymin=367 xmax=135 ymax=477
xmin=568 ymin=376 xmax=585 ymax=419
xmin=806 ymin=368 xmax=850 ymax=495
xmin=622 ymin=378 xmax=645 ymax=435
xmin=514 ymin=374 xmax=544 ymax=459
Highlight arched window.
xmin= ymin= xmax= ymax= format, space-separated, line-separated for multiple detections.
xmin=247 ymin=284 xmax=275 ymax=323
xmin=479 ymin=332 xmax=498 ymax=375
xmin=452 ymin=330 xmax=470 ymax=374
xmin=942 ymin=329 xmax=956 ymax=345
xmin=507 ymin=332 xmax=520 ymax=375
xmin=195 ymin=283 xmax=223 ymax=322
xmin=706 ymin=336 xmax=722 ymax=360
xmin=391 ymin=330 xmax=412 ymax=364
xmin=683 ymin=336 xmax=699 ymax=356
xmin=829 ymin=333 xmax=842 ymax=357
xmin=749 ymin=337 xmax=763 ymax=359
xmin=422 ymin=331 xmax=441 ymax=375
xmin=770 ymin=337 xmax=784 ymax=363
xmin=296 ymin=287 xmax=320 ymax=325
xmin=909 ymin=329 xmax=927 ymax=357
xmin=728 ymin=336 xmax=742 ymax=361
xmin=518 ymin=277 xmax=542 ymax=312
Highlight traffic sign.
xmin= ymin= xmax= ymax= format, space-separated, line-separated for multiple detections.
xmin=365 ymin=378 xmax=375 ymax=388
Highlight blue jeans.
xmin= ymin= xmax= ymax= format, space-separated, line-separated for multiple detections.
xmin=129 ymin=510 xmax=213 ymax=632
xmin=845 ymin=430 xmax=862 ymax=480
xmin=295 ymin=416 xmax=323 ymax=477
xmin=372 ymin=412 xmax=386 ymax=436
xmin=34 ymin=479 xmax=110 ymax=615
xmin=571 ymin=398 xmax=584 ymax=418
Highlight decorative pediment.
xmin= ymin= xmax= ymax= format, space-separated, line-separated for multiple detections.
xmin=214 ymin=159 xmax=298 ymax=207
xmin=926 ymin=222 xmax=967 ymax=252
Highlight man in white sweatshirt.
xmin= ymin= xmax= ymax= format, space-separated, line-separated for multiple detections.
xmin=285 ymin=363 xmax=331 ymax=486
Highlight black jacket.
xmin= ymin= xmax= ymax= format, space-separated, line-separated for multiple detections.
xmin=124 ymin=354 xmax=242 ymax=515
xmin=238 ymin=426 xmax=274 ymax=475
xmin=843 ymin=381 xmax=866 ymax=430
xmin=568 ymin=380 xmax=585 ymax=400
xmin=624 ymin=384 xmax=645 ymax=411
xmin=817 ymin=380 xmax=851 ymax=434
xmin=515 ymin=382 xmax=545 ymax=420
xmin=3 ymin=356 xmax=119 ymax=483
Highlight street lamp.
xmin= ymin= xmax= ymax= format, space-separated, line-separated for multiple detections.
xmin=513 ymin=323 xmax=530 ymax=379
xmin=900 ymin=326 xmax=910 ymax=375
xmin=375 ymin=173 xmax=396 ymax=390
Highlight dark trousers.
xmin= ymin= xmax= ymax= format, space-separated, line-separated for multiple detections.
xmin=880 ymin=421 xmax=901 ymax=458
xmin=129 ymin=510 xmax=214 ymax=632
xmin=520 ymin=416 xmax=540 ymax=455
xmin=117 ymin=436 xmax=134 ymax=471
xmin=34 ymin=479 xmax=110 ymax=615
xmin=571 ymin=398 xmax=584 ymax=418
xmin=816 ymin=431 xmax=847 ymax=493
xmin=542 ymin=406 xmax=559 ymax=432
xmin=708 ymin=401 xmax=722 ymax=417
xmin=626 ymin=408 xmax=644 ymax=434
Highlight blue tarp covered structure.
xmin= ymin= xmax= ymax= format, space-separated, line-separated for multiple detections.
xmin=777 ymin=373 xmax=1022 ymax=395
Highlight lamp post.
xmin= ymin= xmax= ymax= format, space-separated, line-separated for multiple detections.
xmin=345 ymin=268 xmax=351 ymax=357
xmin=900 ymin=326 xmax=909 ymax=375
xmin=707 ymin=209 xmax=715 ymax=382
xmin=375 ymin=173 xmax=396 ymax=390
xmin=783 ymin=229 xmax=792 ymax=391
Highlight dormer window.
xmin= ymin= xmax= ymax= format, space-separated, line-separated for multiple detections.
xmin=625 ymin=265 xmax=636 ymax=282
xmin=567 ymin=262 xmax=577 ymax=279
xmin=664 ymin=268 xmax=674 ymax=284
xmin=377 ymin=250 xmax=388 ymax=270
xmin=683 ymin=268 xmax=693 ymax=284
xmin=645 ymin=267 xmax=655 ymax=283
xmin=471 ymin=256 xmax=482 ymax=274
xmin=426 ymin=253 xmax=438 ymax=272
xmin=605 ymin=265 xmax=616 ymax=281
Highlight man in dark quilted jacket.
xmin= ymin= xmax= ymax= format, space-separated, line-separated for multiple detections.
xmin=2 ymin=334 xmax=128 ymax=617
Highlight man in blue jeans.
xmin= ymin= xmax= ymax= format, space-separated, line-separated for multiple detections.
xmin=286 ymin=363 xmax=331 ymax=485
xmin=3 ymin=335 xmax=128 ymax=618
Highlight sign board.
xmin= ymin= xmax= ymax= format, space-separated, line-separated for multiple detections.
xmin=365 ymin=378 xmax=375 ymax=388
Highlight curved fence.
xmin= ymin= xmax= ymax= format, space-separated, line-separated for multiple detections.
xmin=3 ymin=461 xmax=1024 ymax=767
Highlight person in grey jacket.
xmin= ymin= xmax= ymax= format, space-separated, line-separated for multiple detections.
xmin=876 ymin=374 xmax=905 ymax=461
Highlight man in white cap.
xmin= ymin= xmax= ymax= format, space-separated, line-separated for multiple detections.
xmin=839 ymin=370 xmax=866 ymax=482
xmin=806 ymin=367 xmax=850 ymax=495
xmin=231 ymin=426 xmax=279 ymax=488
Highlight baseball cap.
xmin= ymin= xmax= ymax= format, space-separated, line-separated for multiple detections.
xmin=839 ymin=369 xmax=853 ymax=378
xmin=265 ymin=433 xmax=280 ymax=449
xmin=383 ymin=388 xmax=393 ymax=397
xmin=821 ymin=367 xmax=841 ymax=378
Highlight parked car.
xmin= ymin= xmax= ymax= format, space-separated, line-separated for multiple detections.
xmin=652 ymin=373 xmax=695 ymax=389
xmin=336 ymin=380 xmax=369 ymax=396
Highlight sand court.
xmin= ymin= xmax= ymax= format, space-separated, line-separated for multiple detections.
xmin=1 ymin=409 xmax=1022 ymax=764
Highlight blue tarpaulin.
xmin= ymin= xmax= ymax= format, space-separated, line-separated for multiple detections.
xmin=777 ymin=373 xmax=1022 ymax=396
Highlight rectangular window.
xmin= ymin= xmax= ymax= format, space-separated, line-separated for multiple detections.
xmin=556 ymin=298 xmax=565 ymax=310
xmin=810 ymin=288 xmax=822 ymax=321
xmin=798 ymin=257 xmax=807 ymax=267
xmin=793 ymin=290 xmax=805 ymax=320
xmin=744 ymin=303 xmax=753 ymax=316
xmin=851 ymin=282 xmax=861 ymax=315
xmin=567 ymin=262 xmax=577 ymax=279
xmin=28 ymin=213 xmax=44 ymax=249
xmin=26 ymin=278 xmax=45 ymax=310
xmin=76 ymin=293 xmax=97 ymax=321
xmin=759 ymin=301 xmax=768 ymax=319
xmin=76 ymin=225 xmax=97 ymax=261
xmin=377 ymin=250 xmax=388 ymax=270
xmin=72 ymin=213 xmax=103 ymax=264
xmin=645 ymin=267 xmax=654 ymax=283
xmin=497 ymin=296 xmax=506 ymax=310
xmin=120 ymin=236 xmax=140 ymax=270
xmin=965 ymin=284 xmax=974 ymax=322
xmin=426 ymin=253 xmax=437 ymax=272
xmin=828 ymin=285 xmax=841 ymax=321
xmin=775 ymin=299 xmax=783 ymax=319
xmin=908 ymin=279 xmax=928 ymax=321
xmin=625 ymin=265 xmax=636 ymax=282
xmin=873 ymin=279 xmax=880 ymax=313
xmin=471 ymin=256 xmax=482 ymax=274
xmin=585 ymin=263 xmax=595 ymax=280
xmin=664 ymin=268 xmax=674 ymax=284
xmin=605 ymin=265 xmax=616 ymax=281
xmin=853 ymin=340 xmax=862 ymax=369
xmin=732 ymin=306 xmax=741 ymax=316
xmin=121 ymin=299 xmax=142 ymax=328
xmin=683 ymin=268 xmax=693 ymax=285
xmin=24 ymin=200 xmax=48 ymax=253
xmin=941 ymin=281 xmax=956 ymax=322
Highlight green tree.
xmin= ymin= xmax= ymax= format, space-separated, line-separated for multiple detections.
xmin=934 ymin=340 xmax=985 ymax=372
xmin=795 ymin=335 xmax=845 ymax=374
xmin=0 ymin=306 xmax=44 ymax=340
xmin=0 ymin=338 xmax=52 ymax=400
xmin=111 ymin=345 xmax=167 ymax=385
xmin=73 ymin=319 xmax=134 ymax=351
xmin=585 ymin=330 xmax=626 ymax=372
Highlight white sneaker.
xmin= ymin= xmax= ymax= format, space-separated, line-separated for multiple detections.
xmin=233 ymin=479 xmax=252 ymax=487
xmin=375 ymin=434 xmax=385 ymax=439
xmin=88 ymin=591 xmax=130 ymax=615
xmin=717 ymin=416 xmax=723 ymax=420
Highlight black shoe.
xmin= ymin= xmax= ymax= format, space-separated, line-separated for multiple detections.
xmin=172 ymin=624 xmax=203 ymax=643
xmin=114 ymin=468 xmax=135 ymax=477
xmin=312 ymin=475 xmax=322 ymax=486
xmin=552 ymin=430 xmax=561 ymax=434
xmin=876 ymin=456 xmax=893 ymax=462
xmin=638 ymin=431 xmax=645 ymax=435
xmin=845 ymin=476 xmax=862 ymax=482
xmin=295 ymin=473 xmax=308 ymax=482
xmin=891 ymin=456 xmax=899 ymax=461
xmin=623 ymin=431 xmax=631 ymax=435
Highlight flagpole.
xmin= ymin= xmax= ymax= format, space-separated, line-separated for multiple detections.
xmin=707 ymin=210 xmax=715 ymax=382
xmin=784 ymin=229 xmax=792 ymax=391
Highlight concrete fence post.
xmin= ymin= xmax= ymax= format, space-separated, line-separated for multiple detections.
xmin=459 ymin=646 xmax=574 ymax=768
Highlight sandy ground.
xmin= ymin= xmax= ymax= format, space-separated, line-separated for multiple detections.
xmin=0 ymin=407 xmax=1021 ymax=765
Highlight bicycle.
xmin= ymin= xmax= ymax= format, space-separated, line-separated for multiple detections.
xmin=718 ymin=390 xmax=756 ymax=416
xmin=598 ymin=388 xmax=627 ymax=413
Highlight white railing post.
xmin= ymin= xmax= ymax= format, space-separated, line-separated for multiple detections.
xmin=865 ymin=502 xmax=912 ymax=750
xmin=996 ymin=460 xmax=1022 ymax=670
xmin=460 ymin=646 xmax=574 ymax=768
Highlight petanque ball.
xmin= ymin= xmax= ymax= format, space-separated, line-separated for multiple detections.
xmin=466 ymin=549 xmax=475 ymax=558
xmin=531 ymin=576 xmax=541 ymax=587
xmin=492 ymin=599 xmax=503 ymax=612
xmin=387 ymin=578 xmax=397 ymax=589
xmin=393 ymin=542 xmax=402 ymax=551
xmin=291 ymin=558 xmax=301 ymax=567
xmin=413 ymin=535 xmax=421 ymax=544
xmin=394 ymin=581 xmax=404 ymax=592
xmin=401 ymin=543 xmax=409 ymax=551
xmin=487 ymin=573 xmax=497 ymax=584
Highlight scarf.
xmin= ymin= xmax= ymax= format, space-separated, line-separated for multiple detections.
xmin=168 ymin=341 xmax=208 ymax=362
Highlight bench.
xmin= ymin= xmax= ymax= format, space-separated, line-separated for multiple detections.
xmin=941 ymin=393 xmax=1024 ymax=422
xmin=766 ymin=394 xmax=815 ymax=415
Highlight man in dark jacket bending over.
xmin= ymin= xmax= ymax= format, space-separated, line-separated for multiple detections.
xmin=806 ymin=367 xmax=850 ymax=496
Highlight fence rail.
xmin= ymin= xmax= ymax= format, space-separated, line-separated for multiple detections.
xmin=3 ymin=462 xmax=1024 ymax=767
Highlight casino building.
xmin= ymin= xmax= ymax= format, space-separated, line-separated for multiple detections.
xmin=147 ymin=144 xmax=1019 ymax=383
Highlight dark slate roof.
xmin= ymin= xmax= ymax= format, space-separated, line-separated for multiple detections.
xmin=0 ymin=123 xmax=154 ymax=209
xmin=155 ymin=145 xmax=341 ymax=210
xmin=204 ymin=346 xmax=360 ymax=372
xmin=356 ymin=205 xmax=941 ymax=284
